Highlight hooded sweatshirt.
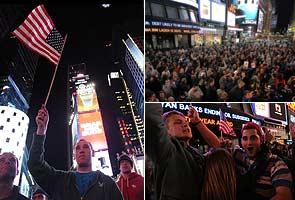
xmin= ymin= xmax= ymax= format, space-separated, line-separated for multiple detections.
xmin=116 ymin=172 xmax=144 ymax=200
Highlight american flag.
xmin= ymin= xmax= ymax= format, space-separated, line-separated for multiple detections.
xmin=219 ymin=109 xmax=236 ymax=137
xmin=12 ymin=5 xmax=65 ymax=66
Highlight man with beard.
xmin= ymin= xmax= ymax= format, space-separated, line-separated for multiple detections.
xmin=234 ymin=122 xmax=293 ymax=200
xmin=116 ymin=154 xmax=144 ymax=200
xmin=28 ymin=105 xmax=123 ymax=200
xmin=0 ymin=152 xmax=29 ymax=200
xmin=145 ymin=103 xmax=220 ymax=200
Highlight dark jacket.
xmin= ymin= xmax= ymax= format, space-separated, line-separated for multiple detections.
xmin=146 ymin=103 xmax=204 ymax=200
xmin=117 ymin=172 xmax=144 ymax=200
xmin=27 ymin=134 xmax=123 ymax=200
xmin=3 ymin=186 xmax=29 ymax=200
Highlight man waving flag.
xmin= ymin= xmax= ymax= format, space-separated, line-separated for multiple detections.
xmin=219 ymin=109 xmax=236 ymax=137
xmin=12 ymin=4 xmax=65 ymax=66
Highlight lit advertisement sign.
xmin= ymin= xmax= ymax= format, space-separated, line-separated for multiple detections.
xmin=288 ymin=107 xmax=295 ymax=130
xmin=161 ymin=103 xmax=259 ymax=130
xmin=76 ymin=83 xmax=99 ymax=113
xmin=199 ymin=0 xmax=211 ymax=20
xmin=235 ymin=0 xmax=259 ymax=24
xmin=227 ymin=11 xmax=236 ymax=27
xmin=253 ymin=103 xmax=270 ymax=118
xmin=78 ymin=112 xmax=108 ymax=151
xmin=170 ymin=0 xmax=198 ymax=8
xmin=288 ymin=103 xmax=295 ymax=113
xmin=253 ymin=103 xmax=287 ymax=124
xmin=257 ymin=9 xmax=264 ymax=32
xmin=269 ymin=103 xmax=287 ymax=123
xmin=211 ymin=1 xmax=225 ymax=23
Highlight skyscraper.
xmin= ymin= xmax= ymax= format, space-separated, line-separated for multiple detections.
xmin=0 ymin=4 xmax=40 ymax=197
xmin=108 ymin=71 xmax=144 ymax=173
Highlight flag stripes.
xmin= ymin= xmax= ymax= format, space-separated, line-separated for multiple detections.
xmin=219 ymin=109 xmax=236 ymax=137
xmin=12 ymin=5 xmax=64 ymax=66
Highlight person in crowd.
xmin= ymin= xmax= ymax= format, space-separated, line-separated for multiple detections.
xmin=201 ymin=148 xmax=236 ymax=200
xmin=27 ymin=105 xmax=123 ymax=200
xmin=145 ymin=103 xmax=220 ymax=199
xmin=32 ymin=188 xmax=49 ymax=200
xmin=234 ymin=122 xmax=293 ymax=200
xmin=145 ymin=154 xmax=156 ymax=200
xmin=0 ymin=152 xmax=29 ymax=200
xmin=116 ymin=154 xmax=144 ymax=200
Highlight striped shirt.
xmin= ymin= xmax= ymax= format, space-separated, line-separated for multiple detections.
xmin=234 ymin=148 xmax=293 ymax=199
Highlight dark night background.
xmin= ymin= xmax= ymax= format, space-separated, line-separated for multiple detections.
xmin=22 ymin=2 xmax=143 ymax=172
xmin=275 ymin=0 xmax=294 ymax=33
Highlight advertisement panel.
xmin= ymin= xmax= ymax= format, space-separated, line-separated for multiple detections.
xmin=227 ymin=11 xmax=236 ymax=27
xmin=257 ymin=9 xmax=264 ymax=32
xmin=235 ymin=0 xmax=259 ymax=24
xmin=76 ymin=83 xmax=99 ymax=113
xmin=288 ymin=106 xmax=295 ymax=132
xmin=253 ymin=103 xmax=269 ymax=118
xmin=199 ymin=0 xmax=211 ymax=20
xmin=269 ymin=103 xmax=287 ymax=123
xmin=161 ymin=103 xmax=259 ymax=131
xmin=78 ymin=112 xmax=108 ymax=151
xmin=211 ymin=1 xmax=225 ymax=23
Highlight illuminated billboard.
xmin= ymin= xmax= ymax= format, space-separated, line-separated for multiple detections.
xmin=78 ymin=111 xmax=108 ymax=151
xmin=76 ymin=83 xmax=99 ymax=113
xmin=211 ymin=1 xmax=225 ymax=23
xmin=252 ymin=103 xmax=287 ymax=124
xmin=257 ymin=9 xmax=264 ymax=32
xmin=253 ymin=103 xmax=269 ymax=118
xmin=235 ymin=0 xmax=259 ymax=24
xmin=199 ymin=0 xmax=211 ymax=20
xmin=227 ymin=11 xmax=236 ymax=27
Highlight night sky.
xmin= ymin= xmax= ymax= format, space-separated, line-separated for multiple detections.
xmin=276 ymin=0 xmax=294 ymax=32
xmin=25 ymin=2 xmax=143 ymax=172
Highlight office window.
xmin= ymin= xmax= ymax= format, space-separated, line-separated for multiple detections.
xmin=145 ymin=2 xmax=151 ymax=16
xmin=189 ymin=10 xmax=196 ymax=22
xmin=166 ymin=6 xmax=178 ymax=19
xmin=151 ymin=3 xmax=165 ymax=17
xmin=179 ymin=8 xmax=189 ymax=20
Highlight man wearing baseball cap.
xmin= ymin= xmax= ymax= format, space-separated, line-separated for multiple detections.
xmin=234 ymin=122 xmax=293 ymax=200
xmin=116 ymin=154 xmax=144 ymax=200
xmin=32 ymin=188 xmax=49 ymax=200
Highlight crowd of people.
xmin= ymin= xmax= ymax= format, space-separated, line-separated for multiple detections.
xmin=145 ymin=103 xmax=295 ymax=200
xmin=0 ymin=105 xmax=144 ymax=200
xmin=146 ymin=39 xmax=295 ymax=102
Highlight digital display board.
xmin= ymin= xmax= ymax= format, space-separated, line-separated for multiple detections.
xmin=76 ymin=83 xmax=99 ymax=113
xmin=211 ymin=1 xmax=226 ymax=23
xmin=227 ymin=11 xmax=236 ymax=27
xmin=199 ymin=0 xmax=211 ymax=20
xmin=253 ymin=103 xmax=269 ymax=118
xmin=170 ymin=0 xmax=198 ymax=8
xmin=235 ymin=0 xmax=259 ymax=24
xmin=78 ymin=112 xmax=108 ymax=151
xmin=269 ymin=103 xmax=287 ymax=123
xmin=253 ymin=103 xmax=287 ymax=124
xmin=161 ymin=103 xmax=259 ymax=131
xmin=257 ymin=9 xmax=264 ymax=32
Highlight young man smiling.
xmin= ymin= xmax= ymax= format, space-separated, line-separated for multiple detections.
xmin=234 ymin=122 xmax=293 ymax=200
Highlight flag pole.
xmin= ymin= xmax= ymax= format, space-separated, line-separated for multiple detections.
xmin=44 ymin=34 xmax=68 ymax=106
